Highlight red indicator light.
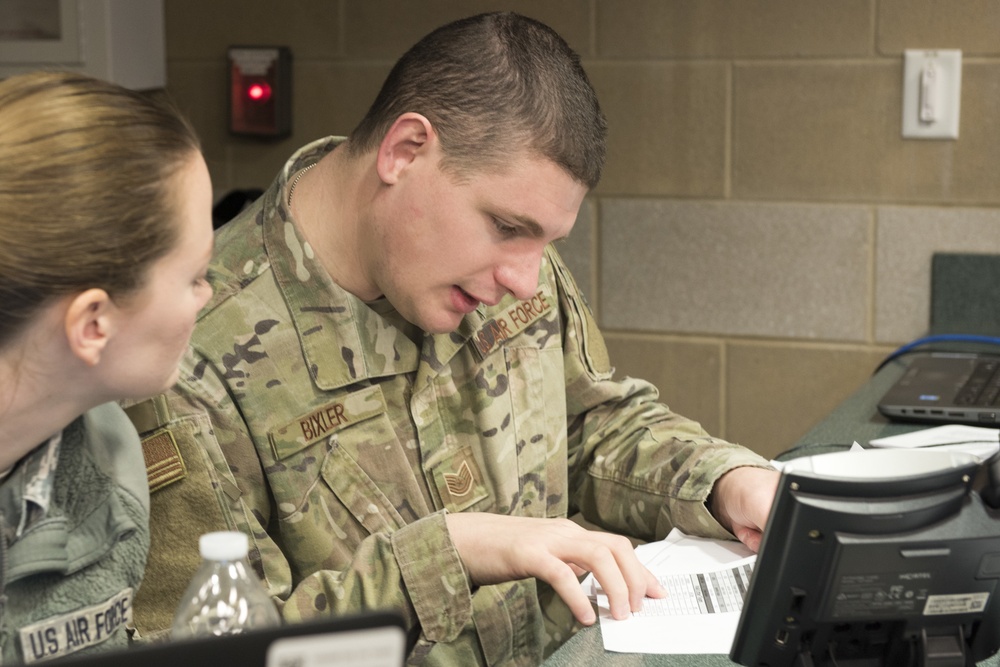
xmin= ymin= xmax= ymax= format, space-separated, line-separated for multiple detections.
xmin=246 ymin=82 xmax=272 ymax=102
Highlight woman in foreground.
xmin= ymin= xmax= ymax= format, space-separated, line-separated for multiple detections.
xmin=0 ymin=71 xmax=213 ymax=663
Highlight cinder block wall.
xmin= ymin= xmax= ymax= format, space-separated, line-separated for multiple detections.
xmin=164 ymin=1 xmax=1000 ymax=460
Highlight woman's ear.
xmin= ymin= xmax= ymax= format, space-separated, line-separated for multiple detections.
xmin=376 ymin=112 xmax=437 ymax=185
xmin=64 ymin=288 xmax=115 ymax=367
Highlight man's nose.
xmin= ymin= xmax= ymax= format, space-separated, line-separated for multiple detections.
xmin=496 ymin=249 xmax=543 ymax=301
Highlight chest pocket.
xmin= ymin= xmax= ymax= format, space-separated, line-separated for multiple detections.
xmin=320 ymin=416 xmax=409 ymax=536
xmin=269 ymin=384 xmax=423 ymax=544
xmin=503 ymin=345 xmax=565 ymax=517
xmin=449 ymin=339 xmax=567 ymax=519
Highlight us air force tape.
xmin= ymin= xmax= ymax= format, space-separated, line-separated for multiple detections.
xmin=469 ymin=289 xmax=554 ymax=362
xmin=19 ymin=588 xmax=133 ymax=663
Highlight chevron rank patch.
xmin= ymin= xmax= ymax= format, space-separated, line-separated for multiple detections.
xmin=432 ymin=447 xmax=488 ymax=512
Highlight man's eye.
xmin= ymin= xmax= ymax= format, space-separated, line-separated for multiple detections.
xmin=492 ymin=217 xmax=517 ymax=237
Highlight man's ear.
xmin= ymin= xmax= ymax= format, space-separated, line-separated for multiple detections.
xmin=64 ymin=288 xmax=115 ymax=367
xmin=376 ymin=112 xmax=436 ymax=185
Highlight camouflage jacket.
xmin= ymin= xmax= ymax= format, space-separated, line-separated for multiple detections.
xmin=0 ymin=403 xmax=149 ymax=664
xmin=131 ymin=138 xmax=770 ymax=666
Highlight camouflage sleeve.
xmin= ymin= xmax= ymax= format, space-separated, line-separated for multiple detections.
xmin=163 ymin=351 xmax=474 ymax=645
xmin=548 ymin=248 xmax=772 ymax=543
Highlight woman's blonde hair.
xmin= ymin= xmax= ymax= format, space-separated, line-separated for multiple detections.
xmin=0 ymin=71 xmax=201 ymax=346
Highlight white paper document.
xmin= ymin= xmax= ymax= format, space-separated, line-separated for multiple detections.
xmin=769 ymin=440 xmax=865 ymax=471
xmin=590 ymin=529 xmax=755 ymax=654
xmin=869 ymin=424 xmax=999 ymax=460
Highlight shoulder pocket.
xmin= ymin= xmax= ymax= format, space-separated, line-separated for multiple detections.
xmin=132 ymin=412 xmax=239 ymax=640
xmin=550 ymin=249 xmax=613 ymax=380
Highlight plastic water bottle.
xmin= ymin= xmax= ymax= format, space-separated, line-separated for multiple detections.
xmin=171 ymin=531 xmax=281 ymax=638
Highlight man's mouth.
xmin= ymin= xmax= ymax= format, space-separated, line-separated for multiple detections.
xmin=452 ymin=286 xmax=481 ymax=313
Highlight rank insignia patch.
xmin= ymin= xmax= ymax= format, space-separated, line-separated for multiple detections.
xmin=433 ymin=448 xmax=488 ymax=512
xmin=443 ymin=460 xmax=475 ymax=498
xmin=141 ymin=429 xmax=186 ymax=493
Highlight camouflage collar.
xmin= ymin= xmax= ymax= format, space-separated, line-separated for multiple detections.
xmin=18 ymin=433 xmax=61 ymax=537
xmin=264 ymin=138 xmax=423 ymax=390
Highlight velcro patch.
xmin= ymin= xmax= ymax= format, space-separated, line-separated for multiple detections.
xmin=581 ymin=300 xmax=611 ymax=375
xmin=432 ymin=448 xmax=488 ymax=512
xmin=141 ymin=429 xmax=186 ymax=493
xmin=123 ymin=394 xmax=170 ymax=436
xmin=470 ymin=289 xmax=553 ymax=361
xmin=19 ymin=588 xmax=133 ymax=663
xmin=444 ymin=460 xmax=476 ymax=498
xmin=269 ymin=384 xmax=386 ymax=460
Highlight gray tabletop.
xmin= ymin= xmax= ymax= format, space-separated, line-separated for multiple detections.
xmin=543 ymin=356 xmax=1000 ymax=666
xmin=543 ymin=620 xmax=1000 ymax=667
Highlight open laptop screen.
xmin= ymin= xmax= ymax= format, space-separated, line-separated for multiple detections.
xmin=56 ymin=612 xmax=407 ymax=667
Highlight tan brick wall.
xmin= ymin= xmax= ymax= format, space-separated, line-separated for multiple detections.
xmin=164 ymin=0 xmax=1000 ymax=461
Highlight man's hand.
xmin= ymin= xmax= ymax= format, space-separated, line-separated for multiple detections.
xmin=444 ymin=513 xmax=665 ymax=626
xmin=709 ymin=466 xmax=780 ymax=552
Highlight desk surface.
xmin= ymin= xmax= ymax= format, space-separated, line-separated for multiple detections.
xmin=543 ymin=358 xmax=1000 ymax=666
xmin=544 ymin=620 xmax=1000 ymax=667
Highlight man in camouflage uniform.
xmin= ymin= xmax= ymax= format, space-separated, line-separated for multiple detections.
xmin=129 ymin=12 xmax=778 ymax=665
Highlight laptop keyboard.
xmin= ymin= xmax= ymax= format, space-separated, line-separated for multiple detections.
xmin=956 ymin=359 xmax=1000 ymax=406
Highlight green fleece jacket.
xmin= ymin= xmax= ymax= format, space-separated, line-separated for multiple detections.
xmin=0 ymin=402 xmax=149 ymax=664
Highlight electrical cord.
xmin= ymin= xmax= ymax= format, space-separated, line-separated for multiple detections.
xmin=872 ymin=334 xmax=1000 ymax=374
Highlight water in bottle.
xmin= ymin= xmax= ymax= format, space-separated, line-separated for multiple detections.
xmin=171 ymin=531 xmax=281 ymax=638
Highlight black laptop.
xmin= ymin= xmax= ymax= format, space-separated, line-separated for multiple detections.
xmin=877 ymin=351 xmax=1000 ymax=426
xmin=56 ymin=612 xmax=407 ymax=667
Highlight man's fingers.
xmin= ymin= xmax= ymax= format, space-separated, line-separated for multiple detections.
xmin=734 ymin=525 xmax=763 ymax=553
xmin=558 ymin=532 xmax=654 ymax=620
xmin=446 ymin=514 xmax=663 ymax=624
xmin=535 ymin=556 xmax=598 ymax=625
